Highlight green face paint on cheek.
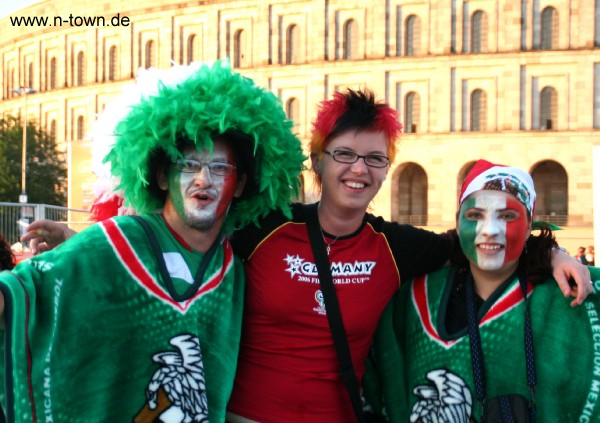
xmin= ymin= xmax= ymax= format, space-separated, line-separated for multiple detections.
xmin=168 ymin=168 xmax=187 ymax=218
xmin=458 ymin=198 xmax=479 ymax=265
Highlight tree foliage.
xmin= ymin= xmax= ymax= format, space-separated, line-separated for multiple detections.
xmin=0 ymin=116 xmax=67 ymax=205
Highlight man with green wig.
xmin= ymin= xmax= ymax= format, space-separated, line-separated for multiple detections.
xmin=0 ymin=60 xmax=305 ymax=422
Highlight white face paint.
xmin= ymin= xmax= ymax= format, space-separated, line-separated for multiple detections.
xmin=458 ymin=190 xmax=529 ymax=272
xmin=162 ymin=141 xmax=243 ymax=233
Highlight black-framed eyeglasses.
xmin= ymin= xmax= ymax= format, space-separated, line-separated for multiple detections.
xmin=173 ymin=159 xmax=237 ymax=176
xmin=323 ymin=150 xmax=390 ymax=168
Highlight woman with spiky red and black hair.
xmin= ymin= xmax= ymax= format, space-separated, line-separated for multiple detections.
xmin=225 ymin=89 xmax=454 ymax=423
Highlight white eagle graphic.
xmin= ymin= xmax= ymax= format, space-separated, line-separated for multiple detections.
xmin=145 ymin=334 xmax=209 ymax=423
xmin=410 ymin=369 xmax=473 ymax=423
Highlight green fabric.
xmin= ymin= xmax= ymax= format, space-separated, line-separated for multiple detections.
xmin=365 ymin=266 xmax=600 ymax=423
xmin=0 ymin=214 xmax=244 ymax=422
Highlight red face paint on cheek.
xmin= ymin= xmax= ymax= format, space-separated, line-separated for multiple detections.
xmin=215 ymin=174 xmax=238 ymax=218
xmin=503 ymin=198 xmax=529 ymax=263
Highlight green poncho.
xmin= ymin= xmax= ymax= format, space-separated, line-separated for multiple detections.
xmin=0 ymin=215 xmax=244 ymax=422
xmin=366 ymin=266 xmax=600 ymax=422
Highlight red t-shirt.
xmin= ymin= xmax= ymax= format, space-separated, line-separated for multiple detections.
xmin=228 ymin=203 xmax=449 ymax=422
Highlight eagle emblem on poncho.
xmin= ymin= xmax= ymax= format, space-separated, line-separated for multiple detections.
xmin=135 ymin=334 xmax=208 ymax=422
xmin=411 ymin=369 xmax=474 ymax=423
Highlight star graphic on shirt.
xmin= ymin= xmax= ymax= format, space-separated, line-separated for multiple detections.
xmin=284 ymin=254 xmax=303 ymax=277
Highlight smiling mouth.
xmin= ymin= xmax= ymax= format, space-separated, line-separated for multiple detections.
xmin=344 ymin=181 xmax=366 ymax=189
xmin=477 ymin=243 xmax=504 ymax=253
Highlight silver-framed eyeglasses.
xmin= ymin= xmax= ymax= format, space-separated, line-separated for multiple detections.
xmin=173 ymin=159 xmax=237 ymax=176
xmin=323 ymin=150 xmax=390 ymax=168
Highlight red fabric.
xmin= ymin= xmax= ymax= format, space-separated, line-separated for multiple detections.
xmin=90 ymin=194 xmax=124 ymax=222
xmin=227 ymin=221 xmax=400 ymax=422
xmin=459 ymin=159 xmax=499 ymax=202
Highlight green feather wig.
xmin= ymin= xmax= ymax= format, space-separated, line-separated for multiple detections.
xmin=103 ymin=60 xmax=306 ymax=232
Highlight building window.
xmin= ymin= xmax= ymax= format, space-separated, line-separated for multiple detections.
xmin=540 ymin=86 xmax=557 ymax=130
xmin=10 ymin=69 xmax=15 ymax=98
xmin=541 ymin=7 xmax=558 ymax=50
xmin=187 ymin=35 xmax=196 ymax=65
xmin=49 ymin=120 xmax=56 ymax=147
xmin=108 ymin=46 xmax=117 ymax=81
xmin=233 ymin=29 xmax=244 ymax=67
xmin=343 ymin=19 xmax=358 ymax=60
xmin=470 ymin=89 xmax=487 ymax=131
xmin=404 ymin=92 xmax=420 ymax=133
xmin=76 ymin=51 xmax=85 ymax=86
xmin=471 ymin=11 xmax=488 ymax=53
xmin=396 ymin=6 xmax=403 ymax=56
xmin=405 ymin=15 xmax=420 ymax=56
xmin=286 ymin=97 xmax=299 ymax=124
xmin=396 ymin=164 xmax=428 ymax=225
xmin=50 ymin=57 xmax=57 ymax=90
xmin=28 ymin=63 xmax=33 ymax=88
xmin=76 ymin=115 xmax=84 ymax=140
xmin=286 ymin=24 xmax=298 ymax=64
xmin=144 ymin=40 xmax=154 ymax=69
xmin=532 ymin=160 xmax=568 ymax=225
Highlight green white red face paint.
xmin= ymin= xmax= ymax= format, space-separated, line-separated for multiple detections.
xmin=167 ymin=141 xmax=240 ymax=232
xmin=458 ymin=190 xmax=530 ymax=271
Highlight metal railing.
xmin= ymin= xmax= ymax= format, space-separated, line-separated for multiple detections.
xmin=533 ymin=214 xmax=569 ymax=227
xmin=0 ymin=202 xmax=92 ymax=245
xmin=395 ymin=215 xmax=428 ymax=226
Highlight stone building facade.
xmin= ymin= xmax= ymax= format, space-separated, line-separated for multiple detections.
xmin=1 ymin=0 xmax=598 ymax=251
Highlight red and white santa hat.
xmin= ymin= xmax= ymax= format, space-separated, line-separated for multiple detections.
xmin=459 ymin=160 xmax=536 ymax=217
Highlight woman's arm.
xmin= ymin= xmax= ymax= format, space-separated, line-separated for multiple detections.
xmin=551 ymin=248 xmax=593 ymax=307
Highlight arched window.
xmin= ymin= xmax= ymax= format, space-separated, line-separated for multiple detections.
xmin=76 ymin=51 xmax=84 ymax=86
xmin=108 ymin=46 xmax=117 ymax=81
xmin=286 ymin=24 xmax=298 ymax=64
xmin=405 ymin=15 xmax=421 ymax=56
xmin=28 ymin=63 xmax=33 ymax=88
xmin=404 ymin=92 xmax=420 ymax=133
xmin=286 ymin=97 xmax=299 ymax=124
xmin=343 ymin=19 xmax=358 ymax=60
xmin=76 ymin=115 xmax=84 ymax=140
xmin=541 ymin=7 xmax=558 ymax=50
xmin=234 ymin=29 xmax=244 ymax=67
xmin=395 ymin=164 xmax=428 ymax=225
xmin=470 ymin=89 xmax=487 ymax=131
xmin=471 ymin=11 xmax=488 ymax=53
xmin=187 ymin=35 xmax=196 ymax=65
xmin=50 ymin=57 xmax=57 ymax=90
xmin=144 ymin=40 xmax=154 ymax=69
xmin=531 ymin=160 xmax=568 ymax=225
xmin=540 ymin=86 xmax=557 ymax=130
